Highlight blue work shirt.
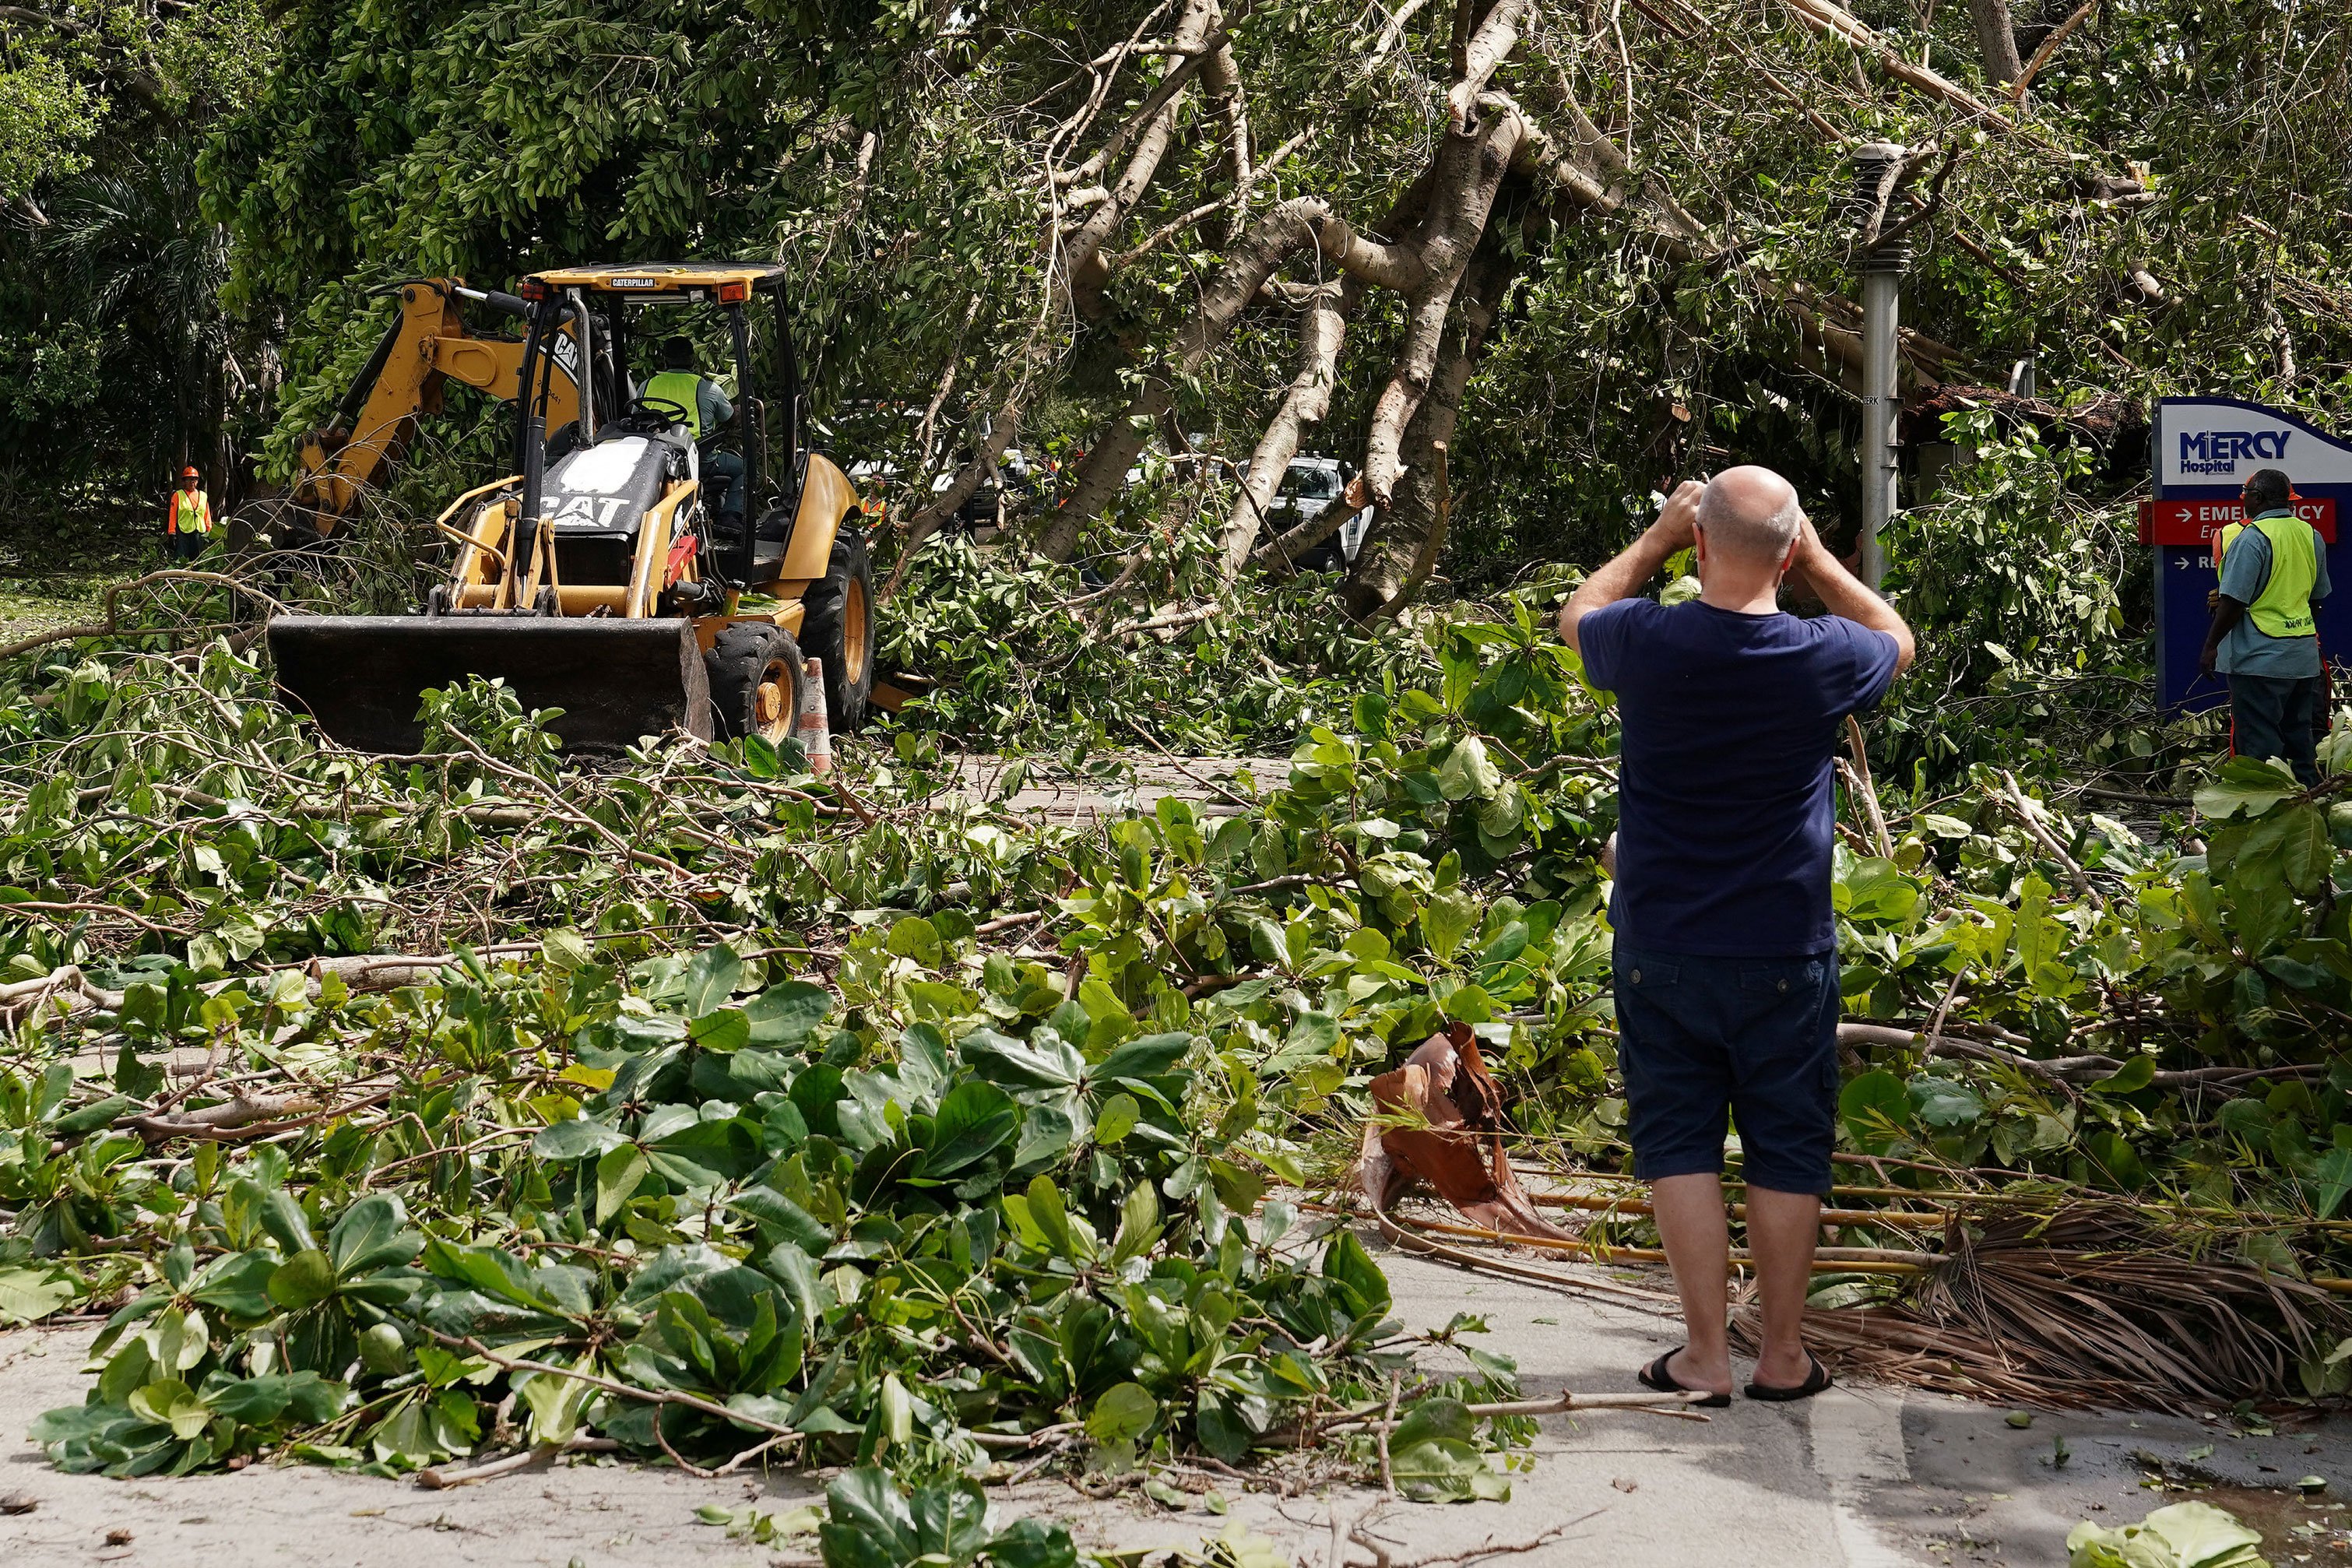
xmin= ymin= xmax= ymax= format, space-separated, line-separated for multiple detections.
xmin=1580 ymin=599 xmax=1902 ymax=957
xmin=2216 ymin=509 xmax=2330 ymax=680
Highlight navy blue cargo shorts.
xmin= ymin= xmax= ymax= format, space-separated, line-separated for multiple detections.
xmin=1612 ymin=942 xmax=1840 ymax=1195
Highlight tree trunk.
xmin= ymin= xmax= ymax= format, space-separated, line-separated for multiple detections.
xmin=1966 ymin=0 xmax=2025 ymax=84
xmin=1069 ymin=0 xmax=1225 ymax=318
xmin=1033 ymin=185 xmax=1438 ymax=562
xmin=1343 ymin=241 xmax=1515 ymax=617
xmin=1360 ymin=109 xmax=1524 ymax=513
xmin=1213 ymin=279 xmax=1355 ymax=584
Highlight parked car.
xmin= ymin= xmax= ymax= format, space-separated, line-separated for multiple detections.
xmin=1253 ymin=455 xmax=1371 ymax=571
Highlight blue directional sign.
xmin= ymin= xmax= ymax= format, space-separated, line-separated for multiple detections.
xmin=2150 ymin=397 xmax=2352 ymax=712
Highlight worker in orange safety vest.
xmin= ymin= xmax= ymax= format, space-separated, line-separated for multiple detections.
xmin=166 ymin=466 xmax=212 ymax=561
xmin=165 ymin=465 xmax=213 ymax=564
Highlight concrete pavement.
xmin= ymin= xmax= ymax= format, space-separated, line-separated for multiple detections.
xmin=5 ymin=1239 xmax=2352 ymax=1566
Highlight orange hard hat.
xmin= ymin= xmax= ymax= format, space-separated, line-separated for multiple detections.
xmin=181 ymin=466 xmax=199 ymax=479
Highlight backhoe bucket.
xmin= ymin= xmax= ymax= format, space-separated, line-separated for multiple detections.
xmin=266 ymin=615 xmax=713 ymax=754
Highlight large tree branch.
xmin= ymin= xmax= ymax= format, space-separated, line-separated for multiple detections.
xmin=1360 ymin=107 xmax=1527 ymax=510
xmin=1067 ymin=0 xmax=1229 ymax=314
xmin=1777 ymin=0 xmax=2021 ymax=133
xmin=1201 ymin=20 xmax=1253 ymax=203
xmin=1345 ymin=241 xmax=1515 ymax=617
xmin=1446 ymin=0 xmax=1532 ymax=127
xmin=1215 ymin=279 xmax=1356 ymax=584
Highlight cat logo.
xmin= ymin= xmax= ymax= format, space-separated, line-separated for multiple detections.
xmin=550 ymin=494 xmax=631 ymax=529
xmin=607 ymin=276 xmax=657 ymax=289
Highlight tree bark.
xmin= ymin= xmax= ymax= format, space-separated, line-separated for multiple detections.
xmin=1360 ymin=108 xmax=1526 ymax=513
xmin=1201 ymin=21 xmax=1253 ymax=203
xmin=1343 ymin=241 xmax=1515 ymax=617
xmin=1965 ymin=0 xmax=2026 ymax=84
xmin=1068 ymin=0 xmax=1227 ymax=317
xmin=1214 ymin=279 xmax=1355 ymax=583
xmin=885 ymin=0 xmax=1222 ymax=593
xmin=1447 ymin=0 xmax=1532 ymax=126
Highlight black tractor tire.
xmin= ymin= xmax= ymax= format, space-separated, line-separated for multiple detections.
xmin=705 ymin=621 xmax=807 ymax=747
xmin=799 ymin=526 xmax=875 ymax=732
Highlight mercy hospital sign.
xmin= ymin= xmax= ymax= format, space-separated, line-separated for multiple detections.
xmin=2150 ymin=397 xmax=2352 ymax=710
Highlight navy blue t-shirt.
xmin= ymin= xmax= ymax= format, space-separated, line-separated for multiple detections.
xmin=1579 ymin=599 xmax=1901 ymax=957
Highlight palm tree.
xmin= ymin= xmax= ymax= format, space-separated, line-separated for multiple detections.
xmin=40 ymin=137 xmax=237 ymax=500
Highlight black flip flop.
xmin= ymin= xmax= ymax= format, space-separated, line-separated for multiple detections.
xmin=1745 ymin=1352 xmax=1833 ymax=1402
xmin=1636 ymin=1345 xmax=1731 ymax=1408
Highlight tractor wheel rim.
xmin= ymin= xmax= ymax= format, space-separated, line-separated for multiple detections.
xmin=845 ymin=577 xmax=870 ymax=680
xmin=754 ymin=659 xmax=791 ymax=738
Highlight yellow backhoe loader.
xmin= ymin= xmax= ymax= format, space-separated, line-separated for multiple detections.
xmin=265 ymin=265 xmax=873 ymax=753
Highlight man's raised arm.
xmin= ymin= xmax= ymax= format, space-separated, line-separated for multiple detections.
xmin=1558 ymin=480 xmax=1703 ymax=654
xmin=1790 ymin=519 xmax=1916 ymax=673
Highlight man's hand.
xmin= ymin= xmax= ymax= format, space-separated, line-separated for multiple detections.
xmin=1651 ymin=480 xmax=1703 ymax=552
xmin=1782 ymin=515 xmax=1917 ymax=673
xmin=1559 ymin=480 xmax=1706 ymax=653
xmin=2199 ymin=644 xmax=2219 ymax=678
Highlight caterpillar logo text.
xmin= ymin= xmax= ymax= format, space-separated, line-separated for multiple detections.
xmin=2179 ymin=430 xmax=2292 ymax=474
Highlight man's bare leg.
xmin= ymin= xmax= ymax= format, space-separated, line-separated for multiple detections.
xmin=1649 ymin=1172 xmax=1733 ymax=1395
xmin=1742 ymin=1185 xmax=1822 ymax=1387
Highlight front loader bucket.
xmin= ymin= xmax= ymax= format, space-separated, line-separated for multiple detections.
xmin=266 ymin=615 xmax=712 ymax=754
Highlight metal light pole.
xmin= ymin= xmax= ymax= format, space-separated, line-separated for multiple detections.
xmin=1851 ymin=142 xmax=1909 ymax=592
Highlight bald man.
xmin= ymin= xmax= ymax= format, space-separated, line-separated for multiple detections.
xmin=1559 ymin=468 xmax=1914 ymax=1406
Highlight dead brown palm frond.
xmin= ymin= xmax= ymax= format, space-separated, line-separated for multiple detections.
xmin=1907 ymin=1205 xmax=2345 ymax=1412
xmin=1730 ymin=1296 xmax=2146 ymax=1409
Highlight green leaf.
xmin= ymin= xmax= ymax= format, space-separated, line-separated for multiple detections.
xmin=2314 ymin=1148 xmax=2352 ymax=1221
xmin=328 ymin=1193 xmax=420 ymax=1277
xmin=2085 ymin=1130 xmax=2146 ymax=1190
xmin=1436 ymin=736 xmax=1501 ymax=801
xmin=1024 ymin=1173 xmax=1075 ymax=1257
xmin=1907 ymin=1077 xmax=1985 ymax=1128
xmin=822 ymin=1468 xmax=918 ymax=1568
xmin=128 ymin=1377 xmax=213 ymax=1441
xmin=886 ymin=916 xmax=943 ymax=969
xmin=2126 ymin=1500 xmax=2264 ymax=1568
xmin=1422 ymin=891 xmax=1481 ymax=962
xmin=2194 ymin=755 xmax=2302 ymax=820
xmin=683 ymin=944 xmax=745 ymax=1016
xmin=744 ymin=982 xmax=831 ymax=1045
xmin=268 ymin=1248 xmax=337 ymax=1310
xmin=2278 ymin=804 xmax=2333 ymax=896
xmin=595 ymin=1144 xmax=650 ymax=1224
xmin=1320 ymin=1230 xmax=1391 ymax=1320
xmin=921 ymin=1081 xmax=1018 ymax=1177
xmin=1090 ymin=1032 xmax=1192 ymax=1085
xmin=958 ymin=1028 xmax=1084 ymax=1090
xmin=1092 ymin=1092 xmax=1140 ymax=1146
xmin=691 ymin=1006 xmax=751 ymax=1053
xmin=2087 ymin=1056 xmax=2155 ymax=1095
xmin=1085 ymin=1381 xmax=1157 ymax=1445
xmin=533 ymin=1116 xmax=629 ymax=1160
xmin=0 ymin=1266 xmax=77 ymax=1325
xmin=1839 ymin=1071 xmax=1910 ymax=1152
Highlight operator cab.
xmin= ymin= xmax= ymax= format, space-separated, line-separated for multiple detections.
xmin=513 ymin=264 xmax=807 ymax=589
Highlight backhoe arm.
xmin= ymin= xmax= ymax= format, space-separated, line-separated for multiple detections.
xmin=292 ymin=279 xmax=579 ymax=536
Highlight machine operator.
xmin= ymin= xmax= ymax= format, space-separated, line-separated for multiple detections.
xmin=644 ymin=337 xmax=746 ymax=536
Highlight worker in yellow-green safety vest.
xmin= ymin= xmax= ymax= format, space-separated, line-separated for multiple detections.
xmin=165 ymin=466 xmax=212 ymax=562
xmin=2202 ymin=466 xmax=2333 ymax=785
xmin=644 ymin=338 xmax=744 ymax=536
